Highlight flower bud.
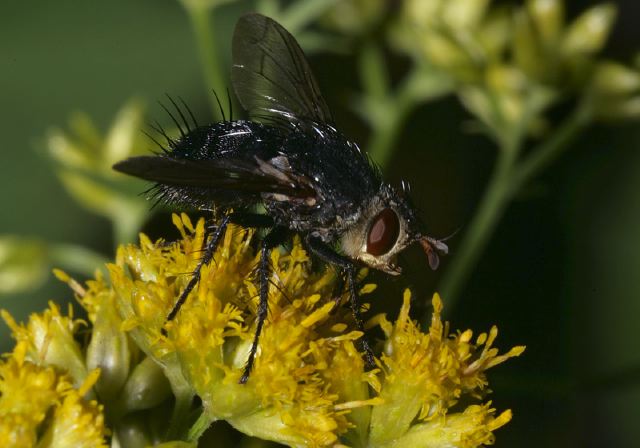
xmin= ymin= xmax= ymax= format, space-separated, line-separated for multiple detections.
xmin=562 ymin=4 xmax=617 ymax=56
xmin=513 ymin=10 xmax=544 ymax=79
xmin=596 ymin=96 xmax=640 ymax=121
xmin=403 ymin=0 xmax=440 ymax=27
xmin=592 ymin=61 xmax=640 ymax=96
xmin=114 ymin=414 xmax=152 ymax=448
xmin=0 ymin=236 xmax=47 ymax=294
xmin=527 ymin=0 xmax=564 ymax=45
xmin=442 ymin=0 xmax=490 ymax=30
xmin=86 ymin=294 xmax=131 ymax=401
xmin=322 ymin=0 xmax=384 ymax=35
xmin=2 ymin=303 xmax=88 ymax=388
xmin=121 ymin=357 xmax=172 ymax=412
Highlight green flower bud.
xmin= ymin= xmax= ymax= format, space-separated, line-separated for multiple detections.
xmin=478 ymin=10 xmax=512 ymax=61
xmin=592 ymin=61 xmax=640 ymax=96
xmin=513 ymin=10 xmax=544 ymax=79
xmin=527 ymin=0 xmax=564 ymax=46
xmin=322 ymin=0 xmax=385 ymax=35
xmin=596 ymin=96 xmax=640 ymax=121
xmin=442 ymin=0 xmax=490 ymax=30
xmin=0 ymin=236 xmax=47 ymax=294
xmin=403 ymin=0 xmax=441 ymax=27
xmin=114 ymin=415 xmax=152 ymax=448
xmin=562 ymin=3 xmax=617 ymax=56
xmin=86 ymin=293 xmax=131 ymax=401
xmin=121 ymin=357 xmax=172 ymax=412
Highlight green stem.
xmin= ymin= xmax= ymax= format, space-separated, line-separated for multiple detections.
xmin=359 ymin=42 xmax=413 ymax=169
xmin=360 ymin=44 xmax=452 ymax=168
xmin=187 ymin=6 xmax=226 ymax=121
xmin=166 ymin=390 xmax=195 ymax=441
xmin=437 ymin=150 xmax=517 ymax=310
xmin=436 ymin=107 xmax=591 ymax=315
xmin=367 ymin=101 xmax=414 ymax=168
xmin=187 ymin=411 xmax=216 ymax=443
xmin=512 ymin=107 xmax=591 ymax=192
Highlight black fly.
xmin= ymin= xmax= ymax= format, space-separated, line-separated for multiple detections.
xmin=113 ymin=13 xmax=448 ymax=384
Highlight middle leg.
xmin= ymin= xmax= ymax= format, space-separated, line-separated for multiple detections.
xmin=240 ymin=226 xmax=289 ymax=384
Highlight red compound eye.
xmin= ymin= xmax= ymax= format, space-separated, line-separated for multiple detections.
xmin=366 ymin=208 xmax=400 ymax=256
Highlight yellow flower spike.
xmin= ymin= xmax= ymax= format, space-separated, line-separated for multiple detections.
xmin=37 ymin=381 xmax=108 ymax=448
xmin=0 ymin=215 xmax=522 ymax=446
xmin=0 ymin=343 xmax=61 ymax=430
xmin=384 ymin=404 xmax=512 ymax=448
xmin=1 ymin=302 xmax=88 ymax=388
xmin=0 ymin=346 xmax=107 ymax=447
xmin=369 ymin=291 xmax=523 ymax=447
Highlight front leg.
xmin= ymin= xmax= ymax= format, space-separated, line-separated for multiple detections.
xmin=162 ymin=214 xmax=231 ymax=335
xmin=305 ymin=236 xmax=376 ymax=368
xmin=163 ymin=212 xmax=274 ymax=335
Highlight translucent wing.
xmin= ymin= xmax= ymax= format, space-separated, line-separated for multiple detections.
xmin=231 ymin=13 xmax=333 ymax=127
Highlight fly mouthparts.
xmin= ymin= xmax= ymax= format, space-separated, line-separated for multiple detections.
xmin=419 ymin=236 xmax=449 ymax=271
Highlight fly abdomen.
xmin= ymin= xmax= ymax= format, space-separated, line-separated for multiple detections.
xmin=167 ymin=120 xmax=283 ymax=162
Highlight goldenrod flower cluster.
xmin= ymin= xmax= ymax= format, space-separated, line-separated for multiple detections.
xmin=1 ymin=214 xmax=523 ymax=447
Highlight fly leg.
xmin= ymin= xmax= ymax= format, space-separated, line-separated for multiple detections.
xmin=305 ymin=236 xmax=376 ymax=368
xmin=330 ymin=271 xmax=345 ymax=313
xmin=163 ymin=212 xmax=273 ymax=336
xmin=162 ymin=214 xmax=231 ymax=335
xmin=240 ymin=226 xmax=288 ymax=384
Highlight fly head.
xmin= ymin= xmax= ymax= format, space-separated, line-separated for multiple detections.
xmin=340 ymin=184 xmax=448 ymax=275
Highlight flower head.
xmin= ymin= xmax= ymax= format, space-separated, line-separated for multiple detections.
xmin=2 ymin=214 xmax=523 ymax=447
xmin=0 ymin=343 xmax=107 ymax=447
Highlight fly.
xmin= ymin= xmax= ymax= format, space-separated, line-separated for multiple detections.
xmin=113 ymin=13 xmax=448 ymax=384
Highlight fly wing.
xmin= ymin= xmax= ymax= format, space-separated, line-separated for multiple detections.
xmin=113 ymin=155 xmax=313 ymax=198
xmin=231 ymin=13 xmax=333 ymax=127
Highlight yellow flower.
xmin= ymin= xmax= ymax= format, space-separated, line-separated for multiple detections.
xmin=369 ymin=291 xmax=524 ymax=446
xmin=0 ymin=343 xmax=107 ymax=447
xmin=1 ymin=214 xmax=523 ymax=447
xmin=1 ymin=302 xmax=87 ymax=387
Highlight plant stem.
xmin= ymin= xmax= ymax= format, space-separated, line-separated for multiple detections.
xmin=188 ymin=411 xmax=216 ymax=442
xmin=367 ymin=101 xmax=413 ymax=168
xmin=512 ymin=107 xmax=591 ymax=192
xmin=436 ymin=107 xmax=591 ymax=315
xmin=187 ymin=6 xmax=226 ymax=121
xmin=360 ymin=43 xmax=452 ymax=168
xmin=166 ymin=389 xmax=195 ymax=441
xmin=437 ymin=150 xmax=517 ymax=310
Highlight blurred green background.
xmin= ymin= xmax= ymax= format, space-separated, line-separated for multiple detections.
xmin=1 ymin=0 xmax=639 ymax=446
